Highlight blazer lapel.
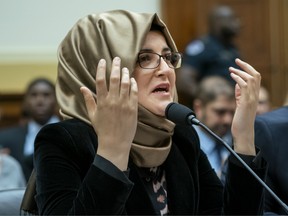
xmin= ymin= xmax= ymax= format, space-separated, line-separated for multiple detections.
xmin=126 ymin=162 xmax=156 ymax=215
xmin=164 ymin=144 xmax=196 ymax=215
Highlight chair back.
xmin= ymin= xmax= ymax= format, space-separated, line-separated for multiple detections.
xmin=0 ymin=188 xmax=25 ymax=215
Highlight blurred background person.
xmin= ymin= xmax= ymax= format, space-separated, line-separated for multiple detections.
xmin=177 ymin=5 xmax=241 ymax=108
xmin=257 ymin=85 xmax=271 ymax=115
xmin=0 ymin=151 xmax=26 ymax=190
xmin=255 ymin=91 xmax=288 ymax=215
xmin=192 ymin=76 xmax=235 ymax=181
xmin=0 ymin=78 xmax=59 ymax=181
xmin=0 ymin=109 xmax=26 ymax=190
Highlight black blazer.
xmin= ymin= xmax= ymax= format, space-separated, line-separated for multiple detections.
xmin=255 ymin=106 xmax=288 ymax=215
xmin=0 ymin=125 xmax=33 ymax=180
xmin=34 ymin=119 xmax=266 ymax=215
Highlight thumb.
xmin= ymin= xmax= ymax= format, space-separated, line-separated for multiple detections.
xmin=80 ymin=87 xmax=97 ymax=118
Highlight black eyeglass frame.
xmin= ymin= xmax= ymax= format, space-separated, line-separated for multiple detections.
xmin=137 ymin=51 xmax=183 ymax=69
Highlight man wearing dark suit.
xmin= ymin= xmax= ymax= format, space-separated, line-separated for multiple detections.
xmin=255 ymin=98 xmax=288 ymax=215
xmin=0 ymin=78 xmax=59 ymax=181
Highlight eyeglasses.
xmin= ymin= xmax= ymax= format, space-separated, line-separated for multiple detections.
xmin=137 ymin=52 xmax=182 ymax=69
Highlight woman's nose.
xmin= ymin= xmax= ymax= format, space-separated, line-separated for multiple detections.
xmin=157 ymin=58 xmax=172 ymax=75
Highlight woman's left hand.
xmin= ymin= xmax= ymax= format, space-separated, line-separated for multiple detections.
xmin=229 ymin=58 xmax=261 ymax=156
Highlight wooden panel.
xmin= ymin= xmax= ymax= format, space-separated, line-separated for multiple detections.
xmin=269 ymin=0 xmax=288 ymax=107
xmin=161 ymin=0 xmax=199 ymax=53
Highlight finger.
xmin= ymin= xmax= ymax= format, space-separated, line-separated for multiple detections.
xmin=230 ymin=71 xmax=259 ymax=102
xmin=230 ymin=59 xmax=261 ymax=88
xmin=80 ymin=87 xmax=97 ymax=118
xmin=129 ymin=77 xmax=138 ymax=104
xmin=235 ymin=58 xmax=260 ymax=77
xmin=230 ymin=73 xmax=247 ymax=88
xmin=95 ymin=59 xmax=107 ymax=99
xmin=229 ymin=66 xmax=261 ymax=88
xmin=109 ymin=57 xmax=121 ymax=95
xmin=229 ymin=66 xmax=252 ymax=82
xmin=120 ymin=67 xmax=130 ymax=99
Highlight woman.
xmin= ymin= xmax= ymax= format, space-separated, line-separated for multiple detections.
xmin=34 ymin=10 xmax=266 ymax=215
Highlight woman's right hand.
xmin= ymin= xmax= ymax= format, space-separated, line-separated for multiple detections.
xmin=80 ymin=57 xmax=138 ymax=171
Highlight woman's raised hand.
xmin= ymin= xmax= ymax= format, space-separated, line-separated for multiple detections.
xmin=80 ymin=57 xmax=138 ymax=170
xmin=229 ymin=58 xmax=261 ymax=156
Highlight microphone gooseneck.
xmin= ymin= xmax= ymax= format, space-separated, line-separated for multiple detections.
xmin=165 ymin=102 xmax=288 ymax=214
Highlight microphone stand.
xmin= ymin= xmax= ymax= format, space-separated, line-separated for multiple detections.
xmin=189 ymin=116 xmax=288 ymax=214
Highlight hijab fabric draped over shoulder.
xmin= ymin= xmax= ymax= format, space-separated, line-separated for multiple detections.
xmin=56 ymin=10 xmax=178 ymax=167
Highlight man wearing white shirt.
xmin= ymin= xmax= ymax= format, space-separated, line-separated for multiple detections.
xmin=0 ymin=78 xmax=59 ymax=181
xmin=193 ymin=76 xmax=235 ymax=182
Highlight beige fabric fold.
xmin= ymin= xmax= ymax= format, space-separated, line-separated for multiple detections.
xmin=56 ymin=10 xmax=178 ymax=167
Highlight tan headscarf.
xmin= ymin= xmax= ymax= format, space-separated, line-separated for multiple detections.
xmin=56 ymin=10 xmax=178 ymax=167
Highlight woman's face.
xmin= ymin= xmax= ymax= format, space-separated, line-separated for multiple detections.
xmin=133 ymin=31 xmax=176 ymax=116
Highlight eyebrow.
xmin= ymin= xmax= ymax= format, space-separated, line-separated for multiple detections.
xmin=139 ymin=47 xmax=172 ymax=53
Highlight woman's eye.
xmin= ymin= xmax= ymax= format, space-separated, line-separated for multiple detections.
xmin=139 ymin=54 xmax=151 ymax=63
xmin=164 ymin=54 xmax=172 ymax=61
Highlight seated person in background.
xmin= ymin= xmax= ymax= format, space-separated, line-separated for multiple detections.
xmin=31 ymin=10 xmax=266 ymax=215
xmin=193 ymin=76 xmax=235 ymax=181
xmin=177 ymin=5 xmax=241 ymax=108
xmin=0 ymin=107 xmax=26 ymax=190
xmin=0 ymin=78 xmax=59 ymax=181
xmin=255 ymin=92 xmax=288 ymax=215
xmin=0 ymin=151 xmax=26 ymax=190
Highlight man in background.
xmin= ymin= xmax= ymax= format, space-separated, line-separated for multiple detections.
xmin=177 ymin=5 xmax=241 ymax=108
xmin=193 ymin=76 xmax=235 ymax=181
xmin=0 ymin=78 xmax=59 ymax=181
xmin=255 ymin=92 xmax=288 ymax=215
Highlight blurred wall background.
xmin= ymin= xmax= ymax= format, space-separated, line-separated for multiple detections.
xmin=0 ymin=0 xmax=160 ymax=93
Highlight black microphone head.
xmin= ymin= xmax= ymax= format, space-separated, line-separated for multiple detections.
xmin=165 ymin=102 xmax=196 ymax=125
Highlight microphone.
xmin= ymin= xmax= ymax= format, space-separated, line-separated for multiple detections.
xmin=165 ymin=102 xmax=288 ymax=214
xmin=165 ymin=102 xmax=200 ymax=126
